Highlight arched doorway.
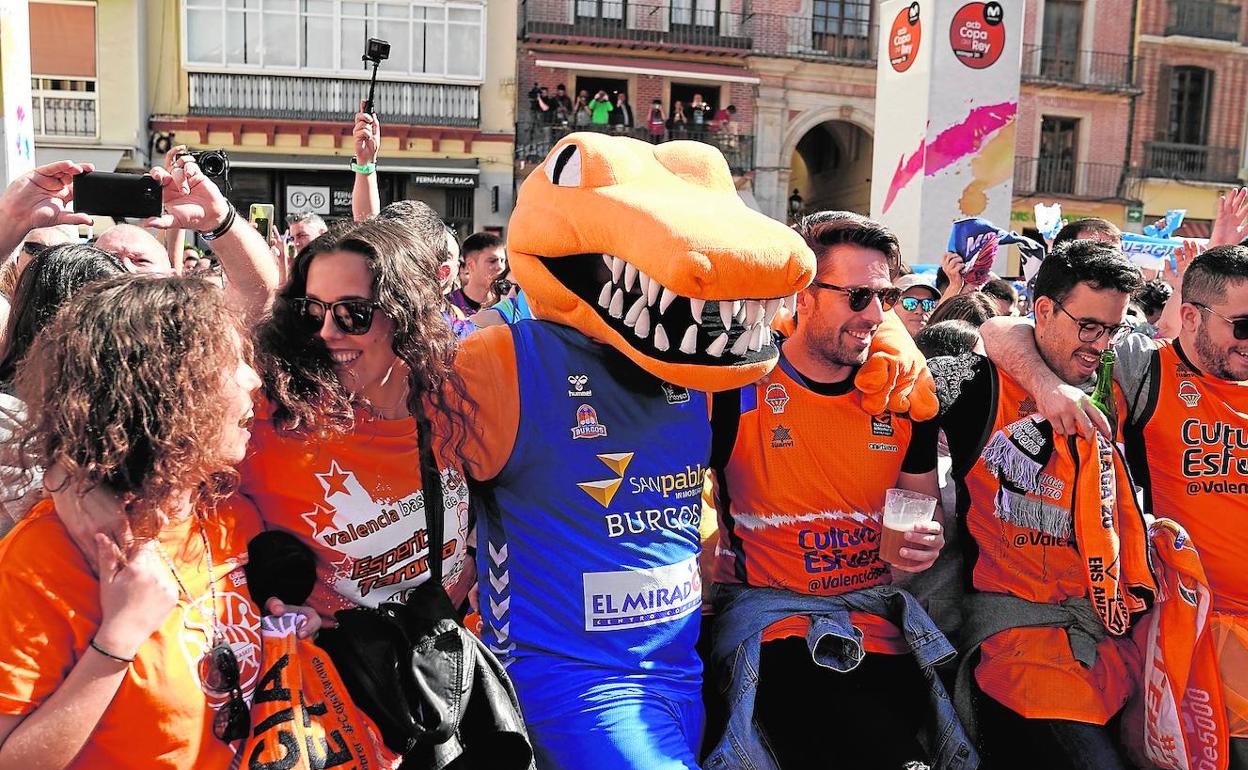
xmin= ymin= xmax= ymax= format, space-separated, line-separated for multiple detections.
xmin=789 ymin=120 xmax=873 ymax=216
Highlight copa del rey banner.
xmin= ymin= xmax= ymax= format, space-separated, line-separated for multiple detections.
xmin=870 ymin=0 xmax=1023 ymax=271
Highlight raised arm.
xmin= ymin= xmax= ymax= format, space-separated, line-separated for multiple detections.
xmin=145 ymin=157 xmax=279 ymax=323
xmin=0 ymin=161 xmax=95 ymax=259
xmin=352 ymin=100 xmax=381 ymax=222
xmin=979 ymin=315 xmax=1110 ymax=438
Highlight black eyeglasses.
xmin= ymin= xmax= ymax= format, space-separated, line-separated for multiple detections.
xmin=810 ymin=280 xmax=902 ymax=312
xmin=899 ymin=297 xmax=938 ymax=313
xmin=1191 ymin=301 xmax=1248 ymax=340
xmin=200 ymin=641 xmax=250 ymax=743
xmin=1053 ymin=300 xmax=1132 ymax=344
xmin=292 ymin=297 xmax=380 ymax=336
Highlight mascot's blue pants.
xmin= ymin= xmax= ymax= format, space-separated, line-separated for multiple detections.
xmin=527 ymin=689 xmax=704 ymax=769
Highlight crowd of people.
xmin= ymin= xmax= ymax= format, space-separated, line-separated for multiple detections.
xmin=0 ymin=107 xmax=1243 ymax=770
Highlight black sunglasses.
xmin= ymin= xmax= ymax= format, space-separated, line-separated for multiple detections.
xmin=293 ymin=297 xmax=380 ymax=336
xmin=200 ymin=641 xmax=250 ymax=743
xmin=810 ymin=280 xmax=902 ymax=312
xmin=1053 ymin=300 xmax=1132 ymax=344
xmin=899 ymin=296 xmax=938 ymax=313
xmin=1191 ymin=301 xmax=1248 ymax=340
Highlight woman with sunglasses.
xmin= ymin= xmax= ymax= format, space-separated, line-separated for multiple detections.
xmin=0 ymin=275 xmax=293 ymax=769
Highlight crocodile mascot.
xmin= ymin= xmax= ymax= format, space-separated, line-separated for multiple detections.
xmin=456 ymin=133 xmax=937 ymax=769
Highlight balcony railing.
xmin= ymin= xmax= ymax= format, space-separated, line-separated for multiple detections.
xmin=521 ymin=0 xmax=877 ymax=63
xmin=188 ymin=72 xmax=479 ymax=128
xmin=1014 ymin=157 xmax=1139 ymax=201
xmin=1165 ymin=0 xmax=1241 ymax=40
xmin=515 ymin=119 xmax=754 ymax=174
xmin=1143 ymin=142 xmax=1242 ymax=183
xmin=31 ymin=78 xmax=97 ymax=139
xmin=1020 ymin=45 xmax=1136 ymax=90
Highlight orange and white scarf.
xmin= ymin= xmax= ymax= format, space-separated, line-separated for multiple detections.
xmin=1142 ymin=518 xmax=1229 ymax=770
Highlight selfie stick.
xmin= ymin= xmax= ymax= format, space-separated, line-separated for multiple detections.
xmin=364 ymin=58 xmax=381 ymax=115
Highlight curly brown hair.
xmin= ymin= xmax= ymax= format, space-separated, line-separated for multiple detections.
xmin=12 ymin=275 xmax=249 ymax=538
xmin=256 ymin=217 xmax=474 ymax=461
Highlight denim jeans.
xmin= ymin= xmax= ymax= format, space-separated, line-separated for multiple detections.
xmin=976 ymin=688 xmax=1129 ymax=770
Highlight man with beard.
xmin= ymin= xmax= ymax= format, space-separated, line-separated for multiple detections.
xmin=925 ymin=239 xmax=1154 ymax=770
xmin=704 ymin=212 xmax=961 ymax=770
xmin=981 ymin=244 xmax=1248 ymax=768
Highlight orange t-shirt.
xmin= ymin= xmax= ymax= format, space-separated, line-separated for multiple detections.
xmin=934 ymin=352 xmax=1143 ymax=723
xmin=711 ymin=354 xmax=936 ymax=653
xmin=0 ymin=499 xmax=263 ymax=769
xmin=239 ymin=404 xmax=472 ymax=616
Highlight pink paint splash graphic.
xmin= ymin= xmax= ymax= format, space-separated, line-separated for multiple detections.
xmin=881 ymin=101 xmax=1018 ymax=214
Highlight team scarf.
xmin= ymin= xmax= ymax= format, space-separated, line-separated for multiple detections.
xmin=1141 ymin=518 xmax=1229 ymax=770
xmin=981 ymin=415 xmax=1153 ymax=635
xmin=241 ymin=614 xmax=396 ymax=770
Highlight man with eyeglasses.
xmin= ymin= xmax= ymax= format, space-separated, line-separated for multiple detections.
xmin=704 ymin=211 xmax=960 ymax=770
xmin=894 ymin=273 xmax=940 ymax=337
xmin=923 ymin=239 xmax=1150 ymax=769
xmin=980 ymin=243 xmax=1248 ymax=769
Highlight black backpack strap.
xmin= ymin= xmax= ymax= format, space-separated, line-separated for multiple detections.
xmin=416 ymin=415 xmax=446 ymax=585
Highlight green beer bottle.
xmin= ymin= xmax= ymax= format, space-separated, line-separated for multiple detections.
xmin=1089 ymin=349 xmax=1117 ymax=440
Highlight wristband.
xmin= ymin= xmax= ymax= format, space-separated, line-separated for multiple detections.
xmin=90 ymin=638 xmax=135 ymax=664
xmin=350 ymin=160 xmax=376 ymax=175
xmin=198 ymin=204 xmax=236 ymax=241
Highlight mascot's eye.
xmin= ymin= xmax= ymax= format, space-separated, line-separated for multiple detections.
xmin=544 ymin=143 xmax=582 ymax=187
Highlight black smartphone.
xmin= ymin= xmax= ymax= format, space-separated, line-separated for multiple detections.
xmin=73 ymin=171 xmax=162 ymax=218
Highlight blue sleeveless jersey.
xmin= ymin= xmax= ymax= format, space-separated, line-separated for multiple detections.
xmin=477 ymin=320 xmax=709 ymax=718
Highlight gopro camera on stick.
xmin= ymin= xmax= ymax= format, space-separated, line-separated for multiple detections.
xmin=362 ymin=38 xmax=390 ymax=115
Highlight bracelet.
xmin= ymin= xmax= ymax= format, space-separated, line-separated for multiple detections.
xmin=89 ymin=639 xmax=135 ymax=664
xmin=198 ymin=204 xmax=236 ymax=241
xmin=350 ymin=160 xmax=376 ymax=175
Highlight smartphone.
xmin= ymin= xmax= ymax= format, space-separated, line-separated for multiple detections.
xmin=73 ymin=172 xmax=161 ymax=218
xmin=249 ymin=203 xmax=275 ymax=239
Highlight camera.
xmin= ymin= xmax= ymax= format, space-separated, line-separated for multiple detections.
xmin=492 ymin=277 xmax=516 ymax=297
xmin=364 ymin=38 xmax=391 ymax=64
xmin=185 ymin=149 xmax=230 ymax=178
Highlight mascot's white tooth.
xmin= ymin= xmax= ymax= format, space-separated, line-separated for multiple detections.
xmin=609 ymin=288 xmax=625 ymax=318
xmin=730 ymin=331 xmax=751 ymax=356
xmin=598 ymin=282 xmax=613 ymax=309
xmin=783 ymin=293 xmax=797 ymax=313
xmin=602 ymin=254 xmax=613 ymax=271
xmin=634 ymin=308 xmax=651 ymax=338
xmin=611 ymin=256 xmax=624 ymax=283
xmin=765 ymin=298 xmax=782 ymax=325
xmin=734 ymin=301 xmax=747 ymax=323
xmin=761 ymin=326 xmax=773 ymax=348
xmin=690 ymin=298 xmax=705 ymax=322
xmin=707 ymin=333 xmax=729 ymax=358
xmin=653 ymin=323 xmax=670 ymax=351
xmin=719 ymin=302 xmax=734 ymax=331
xmin=639 ymin=272 xmax=651 ymax=296
xmin=748 ymin=300 xmax=765 ymax=325
xmin=659 ymin=287 xmax=677 ymax=314
xmin=680 ymin=325 xmax=698 ymax=354
xmin=749 ymin=322 xmax=764 ymax=351
xmin=647 ymin=277 xmax=661 ymax=305
xmin=624 ymin=262 xmax=638 ymax=291
xmin=625 ymin=294 xmax=646 ymax=326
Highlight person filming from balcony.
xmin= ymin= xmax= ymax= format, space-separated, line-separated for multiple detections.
xmin=589 ymin=90 xmax=613 ymax=126
xmin=608 ymin=91 xmax=633 ymax=132
xmin=670 ymin=100 xmax=688 ymax=136
xmin=572 ymin=94 xmax=592 ymax=127
xmin=647 ymin=99 xmax=667 ymax=142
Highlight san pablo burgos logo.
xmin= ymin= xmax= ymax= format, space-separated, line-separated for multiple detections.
xmin=568 ymin=374 xmax=592 ymax=397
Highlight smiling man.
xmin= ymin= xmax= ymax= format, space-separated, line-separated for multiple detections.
xmin=925 ymin=239 xmax=1150 ymax=770
xmin=981 ymin=244 xmax=1248 ymax=768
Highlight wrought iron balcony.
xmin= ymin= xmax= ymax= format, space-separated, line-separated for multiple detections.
xmin=515 ymin=119 xmax=754 ymax=174
xmin=1014 ymin=156 xmax=1140 ymax=201
xmin=31 ymin=78 xmax=97 ymax=139
xmin=188 ymin=72 xmax=479 ymax=128
xmin=520 ymin=0 xmax=877 ymax=63
xmin=1019 ymin=45 xmax=1136 ymax=91
xmin=1165 ymin=0 xmax=1241 ymax=40
xmin=1142 ymin=142 xmax=1242 ymax=183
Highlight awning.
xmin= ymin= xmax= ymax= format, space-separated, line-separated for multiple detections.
xmin=34 ymin=146 xmax=124 ymax=172
xmin=225 ymin=152 xmax=479 ymax=176
xmin=1174 ymin=220 xmax=1212 ymax=239
xmin=534 ymin=54 xmax=760 ymax=84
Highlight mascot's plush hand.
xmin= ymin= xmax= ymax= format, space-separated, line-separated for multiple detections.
xmin=855 ymin=314 xmax=938 ymax=421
